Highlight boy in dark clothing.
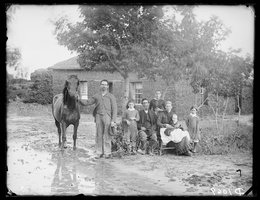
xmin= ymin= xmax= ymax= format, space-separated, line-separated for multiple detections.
xmin=149 ymin=90 xmax=166 ymax=115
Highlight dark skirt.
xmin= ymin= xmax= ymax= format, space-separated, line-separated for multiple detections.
xmin=166 ymin=136 xmax=191 ymax=155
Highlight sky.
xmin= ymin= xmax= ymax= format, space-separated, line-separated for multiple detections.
xmin=6 ymin=5 xmax=254 ymax=79
xmin=193 ymin=5 xmax=254 ymax=56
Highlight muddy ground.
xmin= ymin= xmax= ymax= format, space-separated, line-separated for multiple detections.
xmin=6 ymin=103 xmax=253 ymax=196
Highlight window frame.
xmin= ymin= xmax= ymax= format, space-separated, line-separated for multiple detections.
xmin=130 ymin=82 xmax=143 ymax=105
xmin=80 ymin=81 xmax=88 ymax=100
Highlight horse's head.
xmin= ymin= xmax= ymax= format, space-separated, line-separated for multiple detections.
xmin=63 ymin=75 xmax=80 ymax=102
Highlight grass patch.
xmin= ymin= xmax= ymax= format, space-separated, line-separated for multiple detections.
xmin=7 ymin=101 xmax=52 ymax=117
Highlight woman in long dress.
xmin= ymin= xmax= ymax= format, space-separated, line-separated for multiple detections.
xmin=160 ymin=114 xmax=192 ymax=156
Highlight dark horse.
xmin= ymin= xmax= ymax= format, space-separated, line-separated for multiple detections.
xmin=52 ymin=75 xmax=80 ymax=150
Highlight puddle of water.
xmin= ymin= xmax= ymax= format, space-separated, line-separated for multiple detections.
xmin=7 ymin=141 xmax=55 ymax=195
xmin=7 ymin=141 xmax=116 ymax=195
xmin=7 ymin=137 xmax=252 ymax=196
xmin=49 ymin=157 xmax=96 ymax=195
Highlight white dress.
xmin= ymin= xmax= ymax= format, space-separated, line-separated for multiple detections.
xmin=160 ymin=128 xmax=191 ymax=144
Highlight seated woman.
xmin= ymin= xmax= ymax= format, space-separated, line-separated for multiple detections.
xmin=160 ymin=114 xmax=192 ymax=156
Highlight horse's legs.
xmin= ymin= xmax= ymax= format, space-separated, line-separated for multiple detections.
xmin=73 ymin=121 xmax=79 ymax=150
xmin=61 ymin=122 xmax=67 ymax=149
xmin=55 ymin=119 xmax=61 ymax=147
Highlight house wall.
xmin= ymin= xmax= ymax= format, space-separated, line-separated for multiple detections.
xmin=51 ymin=69 xmax=247 ymax=119
xmin=52 ymin=70 xmax=124 ymax=114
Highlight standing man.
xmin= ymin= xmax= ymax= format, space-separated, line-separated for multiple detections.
xmin=137 ymin=98 xmax=158 ymax=155
xmin=79 ymin=80 xmax=117 ymax=159
xmin=149 ymin=90 xmax=166 ymax=115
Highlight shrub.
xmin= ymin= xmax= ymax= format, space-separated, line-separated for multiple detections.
xmin=111 ymin=122 xmax=129 ymax=157
xmin=23 ymin=69 xmax=53 ymax=105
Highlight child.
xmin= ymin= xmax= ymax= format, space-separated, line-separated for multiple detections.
xmin=185 ymin=106 xmax=200 ymax=153
xmin=122 ymin=99 xmax=140 ymax=155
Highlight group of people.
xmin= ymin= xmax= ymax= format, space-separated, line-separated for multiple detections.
xmin=79 ymin=79 xmax=200 ymax=159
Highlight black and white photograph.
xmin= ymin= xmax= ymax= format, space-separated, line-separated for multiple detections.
xmin=6 ymin=4 xmax=254 ymax=196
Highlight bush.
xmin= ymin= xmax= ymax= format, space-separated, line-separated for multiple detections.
xmin=7 ymin=75 xmax=31 ymax=102
xmin=23 ymin=69 xmax=53 ymax=105
xmin=111 ymin=122 xmax=130 ymax=157
xmin=198 ymin=120 xmax=252 ymax=155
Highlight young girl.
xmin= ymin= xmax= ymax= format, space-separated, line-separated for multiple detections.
xmin=185 ymin=106 xmax=200 ymax=153
xmin=122 ymin=99 xmax=140 ymax=155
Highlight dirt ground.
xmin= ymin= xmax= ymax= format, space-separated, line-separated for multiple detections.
xmin=6 ymin=103 xmax=253 ymax=196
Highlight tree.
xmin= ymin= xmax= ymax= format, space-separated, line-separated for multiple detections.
xmin=135 ymin=6 xmax=231 ymax=102
xmin=54 ymin=5 xmax=164 ymax=109
xmin=6 ymin=47 xmax=22 ymax=70
xmin=227 ymin=53 xmax=253 ymax=125
xmin=170 ymin=7 xmax=235 ymax=131
xmin=7 ymin=6 xmax=21 ymax=70
xmin=126 ymin=6 xmax=198 ymax=99
xmin=132 ymin=22 xmax=185 ymax=99
xmin=6 ymin=4 xmax=20 ymax=23
xmin=166 ymin=6 xmax=253 ymax=132
xmin=190 ymin=47 xmax=253 ymax=132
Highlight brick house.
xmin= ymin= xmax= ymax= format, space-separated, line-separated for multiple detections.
xmin=48 ymin=57 xmax=251 ymax=118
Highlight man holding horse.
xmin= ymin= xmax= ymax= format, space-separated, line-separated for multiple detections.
xmin=79 ymin=79 xmax=117 ymax=159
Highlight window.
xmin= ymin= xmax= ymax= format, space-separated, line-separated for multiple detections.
xmin=130 ymin=82 xmax=143 ymax=104
xmin=80 ymin=81 xmax=88 ymax=100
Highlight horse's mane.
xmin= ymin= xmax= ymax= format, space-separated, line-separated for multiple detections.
xmin=62 ymin=81 xmax=78 ymax=109
xmin=62 ymin=84 xmax=68 ymax=105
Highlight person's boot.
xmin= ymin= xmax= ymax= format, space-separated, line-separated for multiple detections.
xmin=188 ymin=142 xmax=193 ymax=152
xmin=146 ymin=144 xmax=154 ymax=156
xmin=192 ymin=142 xmax=197 ymax=153
xmin=131 ymin=143 xmax=137 ymax=155
xmin=183 ymin=151 xmax=192 ymax=156
xmin=137 ymin=141 xmax=146 ymax=155
xmin=131 ymin=146 xmax=137 ymax=155
xmin=94 ymin=154 xmax=104 ymax=159
xmin=148 ymin=145 xmax=155 ymax=156
xmin=104 ymin=154 xmax=112 ymax=159
xmin=147 ymin=150 xmax=155 ymax=156
xmin=137 ymin=148 xmax=145 ymax=155
xmin=126 ymin=144 xmax=131 ymax=155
